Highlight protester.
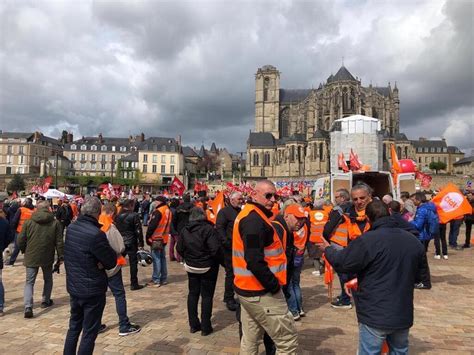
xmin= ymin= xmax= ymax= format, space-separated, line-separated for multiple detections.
xmin=63 ymin=197 xmax=117 ymax=355
xmin=382 ymin=194 xmax=393 ymax=205
xmin=99 ymin=203 xmax=141 ymax=336
xmin=411 ymin=192 xmax=441 ymax=257
xmin=273 ymin=203 xmax=308 ymax=321
xmin=319 ymin=200 xmax=428 ymax=355
xmin=215 ymin=191 xmax=243 ymax=312
xmin=463 ymin=191 xmax=473 ymax=248
xmin=8 ymin=197 xmax=35 ymax=266
xmin=168 ymin=198 xmax=181 ymax=263
xmin=308 ymin=198 xmax=333 ymax=276
xmin=448 ymin=216 xmax=463 ymax=250
xmin=146 ymin=196 xmax=171 ymax=287
xmin=17 ymin=201 xmax=63 ymax=318
xmin=233 ymin=180 xmax=298 ymax=354
xmin=177 ymin=207 xmax=222 ymax=336
xmin=172 ymin=194 xmax=194 ymax=263
xmin=141 ymin=194 xmax=151 ymax=226
xmin=115 ymin=199 xmax=145 ymax=290
xmin=56 ymin=198 xmax=73 ymax=231
xmin=323 ymin=184 xmax=372 ymax=309
xmin=0 ymin=208 xmax=13 ymax=316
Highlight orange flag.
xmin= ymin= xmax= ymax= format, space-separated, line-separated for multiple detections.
xmin=390 ymin=144 xmax=401 ymax=184
xmin=209 ymin=191 xmax=225 ymax=220
xmin=338 ymin=152 xmax=349 ymax=172
xmin=349 ymin=149 xmax=362 ymax=171
xmin=432 ymin=183 xmax=472 ymax=224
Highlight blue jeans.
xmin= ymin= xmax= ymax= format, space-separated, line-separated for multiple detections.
xmin=24 ymin=265 xmax=53 ymax=308
xmin=8 ymin=232 xmax=20 ymax=265
xmin=448 ymin=219 xmax=462 ymax=246
xmin=107 ymin=269 xmax=130 ymax=331
xmin=0 ymin=269 xmax=4 ymax=311
xmin=287 ymin=265 xmax=303 ymax=314
xmin=151 ymin=248 xmax=167 ymax=284
xmin=142 ymin=212 xmax=149 ymax=226
xmin=358 ymin=323 xmax=409 ymax=355
xmin=64 ymin=294 xmax=106 ymax=355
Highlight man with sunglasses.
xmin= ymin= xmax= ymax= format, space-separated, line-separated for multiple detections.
xmin=233 ymin=180 xmax=298 ymax=354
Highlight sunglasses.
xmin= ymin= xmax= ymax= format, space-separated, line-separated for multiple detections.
xmin=264 ymin=193 xmax=280 ymax=200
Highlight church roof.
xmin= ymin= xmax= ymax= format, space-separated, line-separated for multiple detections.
xmin=210 ymin=142 xmax=218 ymax=153
xmin=279 ymin=89 xmax=311 ymax=103
xmin=198 ymin=145 xmax=207 ymax=157
xmin=330 ymin=66 xmax=357 ymax=82
xmin=311 ymin=130 xmax=329 ymax=139
xmin=248 ymin=132 xmax=275 ymax=147
xmin=374 ymin=87 xmax=391 ymax=97
xmin=286 ymin=133 xmax=306 ymax=143
xmin=183 ymin=146 xmax=199 ymax=157
xmin=394 ymin=133 xmax=409 ymax=141
xmin=453 ymin=156 xmax=474 ymax=165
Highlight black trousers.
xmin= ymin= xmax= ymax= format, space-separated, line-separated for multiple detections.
xmin=223 ymin=249 xmax=235 ymax=303
xmin=187 ymin=264 xmax=219 ymax=332
xmin=436 ymin=224 xmax=448 ymax=256
xmin=125 ymin=244 xmax=139 ymax=287
xmin=64 ymin=294 xmax=106 ymax=355
xmin=465 ymin=220 xmax=472 ymax=246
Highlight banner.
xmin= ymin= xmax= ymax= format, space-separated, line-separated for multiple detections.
xmin=349 ymin=149 xmax=362 ymax=171
xmin=170 ymin=176 xmax=186 ymax=196
xmin=432 ymin=183 xmax=472 ymax=224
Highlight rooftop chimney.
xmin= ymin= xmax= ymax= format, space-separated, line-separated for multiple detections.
xmin=98 ymin=133 xmax=103 ymax=143
xmin=140 ymin=132 xmax=145 ymax=142
xmin=67 ymin=132 xmax=73 ymax=143
xmin=176 ymin=134 xmax=182 ymax=146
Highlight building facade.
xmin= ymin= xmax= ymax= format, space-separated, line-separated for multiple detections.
xmin=453 ymin=156 xmax=474 ymax=176
xmin=412 ymin=138 xmax=465 ymax=174
xmin=0 ymin=131 xmax=63 ymax=175
xmin=247 ymin=64 xmax=463 ymax=178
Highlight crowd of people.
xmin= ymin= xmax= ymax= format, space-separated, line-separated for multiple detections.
xmin=0 ymin=183 xmax=472 ymax=355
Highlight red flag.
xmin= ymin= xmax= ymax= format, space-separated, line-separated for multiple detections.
xmin=338 ymin=152 xmax=349 ymax=172
xmin=194 ymin=180 xmax=202 ymax=193
xmin=170 ymin=176 xmax=186 ymax=196
xmin=432 ymin=183 xmax=472 ymax=224
xmin=42 ymin=176 xmax=52 ymax=193
xmin=349 ymin=149 xmax=362 ymax=171
xmin=298 ymin=182 xmax=305 ymax=192
xmin=226 ymin=182 xmax=236 ymax=190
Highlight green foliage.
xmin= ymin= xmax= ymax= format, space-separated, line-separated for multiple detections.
xmin=429 ymin=161 xmax=447 ymax=174
xmin=7 ymin=174 xmax=26 ymax=193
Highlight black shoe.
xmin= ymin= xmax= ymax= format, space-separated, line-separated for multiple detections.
xmin=201 ymin=328 xmax=213 ymax=336
xmin=462 ymin=244 xmax=471 ymax=248
xmin=330 ymin=299 xmax=352 ymax=309
xmin=190 ymin=326 xmax=201 ymax=334
xmin=119 ymin=324 xmax=141 ymax=336
xmin=98 ymin=324 xmax=107 ymax=333
xmin=414 ymin=282 xmax=431 ymax=290
xmin=41 ymin=299 xmax=54 ymax=308
xmin=24 ymin=307 xmax=33 ymax=318
xmin=226 ymin=301 xmax=237 ymax=312
xmin=130 ymin=284 xmax=145 ymax=291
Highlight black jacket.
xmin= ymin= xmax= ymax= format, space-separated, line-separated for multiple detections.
xmin=324 ymin=216 xmax=427 ymax=330
xmin=56 ymin=204 xmax=72 ymax=227
xmin=114 ymin=210 xmax=144 ymax=247
xmin=173 ymin=202 xmax=194 ymax=235
xmin=0 ymin=217 xmax=14 ymax=269
xmin=215 ymin=205 xmax=240 ymax=251
xmin=322 ymin=201 xmax=353 ymax=241
xmin=64 ymin=215 xmax=117 ymax=297
xmin=272 ymin=215 xmax=295 ymax=290
xmin=177 ymin=220 xmax=222 ymax=268
xmin=235 ymin=202 xmax=280 ymax=297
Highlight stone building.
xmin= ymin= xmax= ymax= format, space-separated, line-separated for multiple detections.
xmin=0 ymin=131 xmax=62 ymax=175
xmin=246 ymin=64 xmax=462 ymax=178
xmin=412 ymin=138 xmax=464 ymax=174
xmin=453 ymin=156 xmax=474 ymax=176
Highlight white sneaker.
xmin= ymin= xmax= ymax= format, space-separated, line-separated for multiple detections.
xmin=443 ymin=255 xmax=448 ymax=260
xmin=312 ymin=270 xmax=321 ymax=276
xmin=434 ymin=255 xmax=441 ymax=260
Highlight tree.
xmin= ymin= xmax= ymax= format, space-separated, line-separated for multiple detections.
xmin=7 ymin=174 xmax=25 ymax=193
xmin=429 ymin=161 xmax=447 ymax=174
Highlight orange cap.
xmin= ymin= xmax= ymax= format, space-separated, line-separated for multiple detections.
xmin=285 ymin=204 xmax=308 ymax=218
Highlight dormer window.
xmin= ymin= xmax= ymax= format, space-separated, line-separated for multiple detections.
xmin=112 ymin=146 xmax=116 ymax=151
xmin=91 ymin=145 xmax=97 ymax=151
xmin=120 ymin=146 xmax=127 ymax=152
xmin=81 ymin=144 xmax=87 ymax=151
xmin=101 ymin=145 xmax=107 ymax=151
xmin=161 ymin=145 xmax=166 ymax=151
xmin=170 ymin=145 xmax=176 ymax=152
xmin=71 ymin=144 xmax=77 ymax=150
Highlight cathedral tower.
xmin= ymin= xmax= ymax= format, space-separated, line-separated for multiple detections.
xmin=255 ymin=65 xmax=280 ymax=138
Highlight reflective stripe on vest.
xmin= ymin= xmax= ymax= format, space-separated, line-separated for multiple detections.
xmin=151 ymin=205 xmax=171 ymax=244
xmin=330 ymin=215 xmax=350 ymax=247
xmin=294 ymin=224 xmax=308 ymax=251
xmin=16 ymin=207 xmax=34 ymax=233
xmin=309 ymin=209 xmax=329 ymax=243
xmin=232 ymin=204 xmax=287 ymax=291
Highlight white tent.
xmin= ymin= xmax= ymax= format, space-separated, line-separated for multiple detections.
xmin=41 ymin=189 xmax=73 ymax=199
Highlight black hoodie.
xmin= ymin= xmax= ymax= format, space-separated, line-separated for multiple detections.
xmin=177 ymin=220 xmax=222 ymax=268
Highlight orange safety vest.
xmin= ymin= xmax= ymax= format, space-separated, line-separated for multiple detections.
xmin=16 ymin=207 xmax=34 ymax=233
xmin=206 ymin=209 xmax=216 ymax=225
xmin=150 ymin=205 xmax=172 ymax=244
xmin=294 ymin=223 xmax=309 ymax=251
xmin=330 ymin=215 xmax=351 ymax=247
xmin=309 ymin=208 xmax=330 ymax=243
xmin=271 ymin=220 xmax=288 ymax=250
xmin=233 ymin=204 xmax=287 ymax=291
xmin=349 ymin=217 xmax=371 ymax=240
xmin=270 ymin=203 xmax=280 ymax=221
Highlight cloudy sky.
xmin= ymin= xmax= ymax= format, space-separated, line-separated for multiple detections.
xmin=1 ymin=0 xmax=473 ymax=154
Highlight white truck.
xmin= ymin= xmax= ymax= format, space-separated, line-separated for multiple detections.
xmin=312 ymin=171 xmax=416 ymax=203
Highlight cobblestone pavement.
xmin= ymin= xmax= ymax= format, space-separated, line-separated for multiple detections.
xmin=1 ymin=237 xmax=473 ymax=354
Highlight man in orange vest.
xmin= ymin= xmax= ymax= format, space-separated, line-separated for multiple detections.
xmin=233 ymin=180 xmax=298 ymax=354
xmin=323 ymin=185 xmax=372 ymax=309
xmin=308 ymin=199 xmax=332 ymax=276
xmin=8 ymin=198 xmax=35 ymax=266
xmin=146 ymin=196 xmax=171 ymax=287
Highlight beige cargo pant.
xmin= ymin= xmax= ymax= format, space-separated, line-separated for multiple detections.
xmin=238 ymin=291 xmax=298 ymax=355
